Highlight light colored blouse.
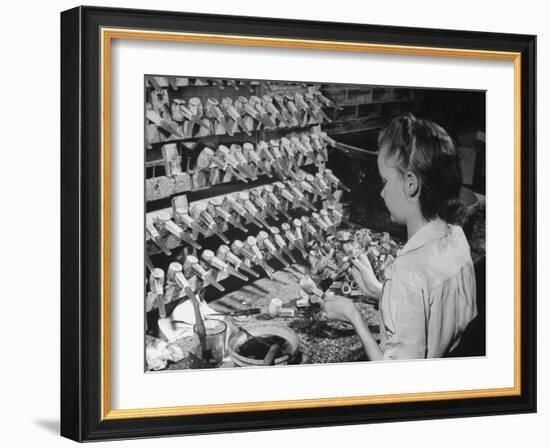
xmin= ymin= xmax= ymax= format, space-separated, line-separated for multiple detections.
xmin=379 ymin=219 xmax=477 ymax=360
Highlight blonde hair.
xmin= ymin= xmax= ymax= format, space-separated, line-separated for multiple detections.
xmin=378 ymin=113 xmax=465 ymax=225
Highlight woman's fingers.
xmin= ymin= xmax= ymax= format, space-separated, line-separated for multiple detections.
xmin=319 ymin=291 xmax=332 ymax=313
xmin=320 ymin=291 xmax=333 ymax=308
xmin=357 ymin=252 xmax=372 ymax=267
xmin=351 ymin=255 xmax=383 ymax=298
xmin=351 ymin=258 xmax=372 ymax=282
xmin=351 ymin=267 xmax=369 ymax=293
xmin=353 ymin=253 xmax=374 ymax=274
xmin=321 ymin=293 xmax=356 ymax=323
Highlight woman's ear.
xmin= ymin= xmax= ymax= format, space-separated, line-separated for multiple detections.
xmin=404 ymin=170 xmax=420 ymax=199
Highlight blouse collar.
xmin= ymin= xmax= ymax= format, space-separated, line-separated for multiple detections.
xmin=397 ymin=218 xmax=449 ymax=257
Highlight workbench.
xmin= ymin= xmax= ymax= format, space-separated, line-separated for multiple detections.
xmin=166 ymin=265 xmax=380 ymax=370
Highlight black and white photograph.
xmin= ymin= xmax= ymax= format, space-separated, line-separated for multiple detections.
xmin=143 ymin=75 xmax=486 ymax=371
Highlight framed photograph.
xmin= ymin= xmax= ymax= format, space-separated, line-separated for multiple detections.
xmin=60 ymin=6 xmax=536 ymax=442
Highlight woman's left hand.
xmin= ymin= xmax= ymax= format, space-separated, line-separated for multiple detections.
xmin=351 ymin=253 xmax=383 ymax=299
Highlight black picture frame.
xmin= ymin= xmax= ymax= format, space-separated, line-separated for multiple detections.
xmin=61 ymin=5 xmax=536 ymax=442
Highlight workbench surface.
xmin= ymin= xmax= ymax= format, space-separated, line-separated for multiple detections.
xmin=166 ymin=266 xmax=380 ymax=370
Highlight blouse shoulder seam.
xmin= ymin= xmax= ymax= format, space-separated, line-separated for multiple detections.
xmin=425 ymin=260 xmax=475 ymax=292
xmin=391 ymin=251 xmax=473 ymax=292
xmin=386 ymin=268 xmax=423 ymax=290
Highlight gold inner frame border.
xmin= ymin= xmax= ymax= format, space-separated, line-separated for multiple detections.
xmin=99 ymin=27 xmax=522 ymax=421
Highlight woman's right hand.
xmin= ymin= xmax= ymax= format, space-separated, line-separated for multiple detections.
xmin=321 ymin=292 xmax=360 ymax=324
xmin=351 ymin=253 xmax=383 ymax=299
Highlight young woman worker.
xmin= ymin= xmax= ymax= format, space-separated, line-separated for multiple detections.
xmin=323 ymin=114 xmax=477 ymax=360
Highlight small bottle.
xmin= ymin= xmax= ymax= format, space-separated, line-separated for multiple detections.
xmin=268 ymin=297 xmax=283 ymax=318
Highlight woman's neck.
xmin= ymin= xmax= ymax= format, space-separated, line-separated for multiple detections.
xmin=406 ymin=212 xmax=429 ymax=240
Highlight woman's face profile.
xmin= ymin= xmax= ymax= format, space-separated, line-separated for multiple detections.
xmin=377 ymin=144 xmax=410 ymax=225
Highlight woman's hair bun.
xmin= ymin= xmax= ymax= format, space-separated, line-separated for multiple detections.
xmin=437 ymin=198 xmax=466 ymax=226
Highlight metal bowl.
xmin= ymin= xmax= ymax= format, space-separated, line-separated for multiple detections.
xmin=228 ymin=322 xmax=299 ymax=367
